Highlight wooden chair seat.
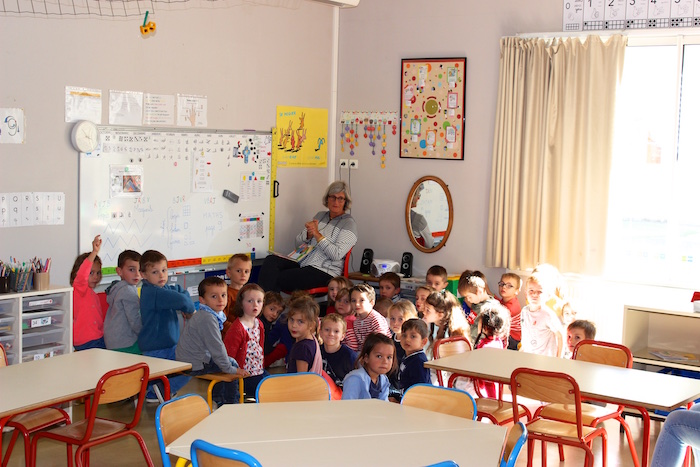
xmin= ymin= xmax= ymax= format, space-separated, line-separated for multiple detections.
xmin=49 ymin=418 xmax=127 ymax=441
xmin=8 ymin=408 xmax=67 ymax=431
xmin=539 ymin=402 xmax=613 ymax=425
xmin=527 ymin=418 xmax=604 ymax=440
xmin=476 ymin=398 xmax=529 ymax=424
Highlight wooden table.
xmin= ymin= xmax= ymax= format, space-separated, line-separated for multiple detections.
xmin=167 ymin=399 xmax=507 ymax=466
xmin=425 ymin=347 xmax=700 ymax=466
xmin=0 ymin=348 xmax=191 ymax=421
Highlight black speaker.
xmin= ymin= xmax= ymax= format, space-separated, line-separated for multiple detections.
xmin=360 ymin=248 xmax=374 ymax=274
xmin=401 ymin=251 xmax=413 ymax=278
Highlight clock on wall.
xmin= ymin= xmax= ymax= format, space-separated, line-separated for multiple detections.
xmin=71 ymin=120 xmax=99 ymax=153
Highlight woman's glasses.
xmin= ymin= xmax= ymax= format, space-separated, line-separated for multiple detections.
xmin=327 ymin=195 xmax=346 ymax=203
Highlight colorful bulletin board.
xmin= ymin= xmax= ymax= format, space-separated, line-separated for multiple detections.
xmin=275 ymin=106 xmax=328 ymax=168
xmin=79 ymin=126 xmax=272 ymax=270
xmin=399 ymin=57 xmax=467 ymax=161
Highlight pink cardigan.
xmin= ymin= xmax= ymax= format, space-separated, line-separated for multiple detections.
xmin=72 ymin=259 xmax=105 ymax=346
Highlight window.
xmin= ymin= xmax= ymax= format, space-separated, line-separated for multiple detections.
xmin=606 ymin=39 xmax=700 ymax=289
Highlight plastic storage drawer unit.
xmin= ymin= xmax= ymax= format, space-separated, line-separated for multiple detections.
xmin=22 ymin=344 xmax=65 ymax=362
xmin=22 ymin=326 xmax=64 ymax=348
xmin=21 ymin=293 xmax=64 ymax=312
xmin=22 ymin=309 xmax=64 ymax=330
xmin=0 ymin=315 xmax=15 ymax=333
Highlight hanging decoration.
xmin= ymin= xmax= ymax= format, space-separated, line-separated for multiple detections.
xmin=339 ymin=111 xmax=398 ymax=168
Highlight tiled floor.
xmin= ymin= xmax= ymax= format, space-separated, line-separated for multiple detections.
xmin=1 ymin=378 xmax=671 ymax=466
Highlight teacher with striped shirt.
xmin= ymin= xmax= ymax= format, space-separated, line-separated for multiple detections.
xmin=258 ymin=180 xmax=358 ymax=292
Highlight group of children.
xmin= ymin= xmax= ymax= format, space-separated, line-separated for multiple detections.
xmin=70 ymin=236 xmax=596 ymax=405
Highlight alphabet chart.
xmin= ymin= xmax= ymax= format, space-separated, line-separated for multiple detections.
xmin=0 ymin=192 xmax=65 ymax=228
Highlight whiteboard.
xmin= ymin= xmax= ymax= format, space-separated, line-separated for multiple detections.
xmin=79 ymin=126 xmax=272 ymax=269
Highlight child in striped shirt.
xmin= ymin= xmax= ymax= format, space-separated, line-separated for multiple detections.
xmin=346 ymin=283 xmax=391 ymax=351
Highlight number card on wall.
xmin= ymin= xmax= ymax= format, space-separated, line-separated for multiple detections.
xmin=399 ymin=57 xmax=467 ymax=161
xmin=564 ymin=0 xmax=700 ymax=31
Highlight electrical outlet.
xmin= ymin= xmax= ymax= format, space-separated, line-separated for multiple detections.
xmin=339 ymin=159 xmax=348 ymax=168
xmin=349 ymin=159 xmax=359 ymax=170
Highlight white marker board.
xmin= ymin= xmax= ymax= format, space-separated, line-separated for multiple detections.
xmin=79 ymin=126 xmax=272 ymax=268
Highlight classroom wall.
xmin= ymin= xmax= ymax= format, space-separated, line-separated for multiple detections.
xmin=0 ymin=2 xmax=334 ymax=282
xmin=337 ymin=0 xmax=562 ymax=283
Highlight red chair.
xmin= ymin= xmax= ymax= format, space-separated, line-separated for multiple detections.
xmin=511 ymin=367 xmax=608 ymax=467
xmin=0 ymin=345 xmax=71 ymax=467
xmin=434 ymin=337 xmax=531 ymax=426
xmin=30 ymin=362 xmax=154 ymax=467
xmin=284 ymin=248 xmax=352 ymax=296
xmin=536 ymin=340 xmax=639 ymax=465
xmin=432 ymin=336 xmax=472 ymax=387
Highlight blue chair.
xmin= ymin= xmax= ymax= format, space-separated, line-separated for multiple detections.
xmin=401 ymin=383 xmax=477 ymax=420
xmin=425 ymin=462 xmax=459 ymax=467
xmin=255 ymin=372 xmax=330 ymax=403
xmin=500 ymin=422 xmax=528 ymax=467
xmin=155 ymin=394 xmax=211 ymax=467
xmin=191 ymin=439 xmax=262 ymax=467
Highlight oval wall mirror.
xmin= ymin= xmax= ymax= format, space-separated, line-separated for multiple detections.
xmin=405 ymin=176 xmax=453 ymax=253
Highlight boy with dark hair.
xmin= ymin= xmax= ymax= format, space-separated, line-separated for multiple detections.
xmin=378 ymin=272 xmax=402 ymax=302
xmin=261 ymin=291 xmax=285 ymax=356
xmin=104 ymin=250 xmax=142 ymax=354
xmin=426 ymin=265 xmax=448 ymax=292
xmin=397 ymin=318 xmax=430 ymax=397
xmin=139 ymin=249 xmax=196 ymax=401
xmin=176 ymin=277 xmax=249 ymax=406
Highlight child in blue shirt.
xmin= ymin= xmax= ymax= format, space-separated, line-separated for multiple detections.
xmin=397 ymin=319 xmax=430 ymax=398
xmin=319 ymin=313 xmax=357 ymax=388
xmin=342 ymin=333 xmax=395 ymax=401
xmin=138 ymin=250 xmax=195 ymax=401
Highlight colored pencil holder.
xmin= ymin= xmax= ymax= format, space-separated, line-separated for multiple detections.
xmin=10 ymin=271 xmax=33 ymax=293
xmin=0 ymin=277 xmax=9 ymax=294
xmin=33 ymin=272 xmax=50 ymax=291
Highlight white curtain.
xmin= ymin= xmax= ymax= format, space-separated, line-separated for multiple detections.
xmin=486 ymin=35 xmax=626 ymax=275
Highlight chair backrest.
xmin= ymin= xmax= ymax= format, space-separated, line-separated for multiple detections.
xmin=433 ymin=336 xmax=472 ymax=359
xmin=255 ymin=372 xmax=330 ymax=403
xmin=500 ymin=422 xmax=528 ymax=467
xmin=191 ymin=439 xmax=263 ymax=467
xmin=402 ymin=384 xmax=477 ymax=420
xmin=0 ymin=344 xmax=7 ymax=367
xmin=83 ymin=362 xmax=150 ymax=440
xmin=510 ymin=367 xmax=585 ymax=438
xmin=573 ymin=340 xmax=632 ymax=368
xmin=342 ymin=247 xmax=352 ymax=276
xmin=156 ymin=394 xmax=211 ymax=467
xmin=433 ymin=336 xmax=472 ymax=386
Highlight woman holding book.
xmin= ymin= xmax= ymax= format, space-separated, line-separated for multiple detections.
xmin=258 ymin=181 xmax=357 ymax=292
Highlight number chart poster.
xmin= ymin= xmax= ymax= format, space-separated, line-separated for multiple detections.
xmin=275 ymin=106 xmax=328 ymax=168
xmin=400 ymin=57 xmax=467 ymax=161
